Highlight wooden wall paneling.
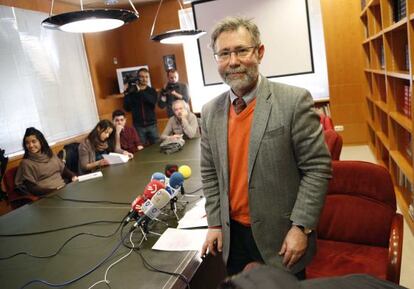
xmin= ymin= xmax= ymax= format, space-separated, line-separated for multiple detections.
xmin=83 ymin=0 xmax=188 ymax=127
xmin=320 ymin=0 xmax=367 ymax=144
xmin=83 ymin=30 xmax=125 ymax=121
xmin=0 ymin=0 xmax=76 ymax=14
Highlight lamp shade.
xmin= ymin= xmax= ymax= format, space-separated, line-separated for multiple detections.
xmin=151 ymin=29 xmax=206 ymax=44
xmin=41 ymin=9 xmax=138 ymax=33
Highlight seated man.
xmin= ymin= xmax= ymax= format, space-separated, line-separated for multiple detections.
xmin=112 ymin=109 xmax=144 ymax=153
xmin=160 ymin=100 xmax=200 ymax=141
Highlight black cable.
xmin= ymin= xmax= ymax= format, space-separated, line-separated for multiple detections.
xmin=186 ymin=187 xmax=202 ymax=194
xmin=19 ymin=227 xmax=133 ymax=289
xmin=0 ymin=220 xmax=121 ymax=237
xmin=0 ymin=216 xmax=127 ymax=260
xmin=120 ymin=224 xmax=191 ymax=289
xmin=136 ymin=250 xmax=191 ymax=289
xmin=47 ymin=195 xmax=130 ymax=205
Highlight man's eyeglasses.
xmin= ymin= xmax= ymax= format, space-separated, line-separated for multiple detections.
xmin=214 ymin=46 xmax=257 ymax=63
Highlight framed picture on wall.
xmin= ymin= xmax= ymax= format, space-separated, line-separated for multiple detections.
xmin=163 ymin=55 xmax=176 ymax=72
xmin=116 ymin=65 xmax=151 ymax=93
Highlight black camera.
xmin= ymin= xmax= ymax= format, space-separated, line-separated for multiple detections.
xmin=127 ymin=77 xmax=139 ymax=86
xmin=162 ymin=83 xmax=179 ymax=96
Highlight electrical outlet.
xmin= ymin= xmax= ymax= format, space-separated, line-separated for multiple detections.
xmin=334 ymin=125 xmax=344 ymax=132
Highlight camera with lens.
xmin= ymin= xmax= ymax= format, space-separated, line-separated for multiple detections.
xmin=162 ymin=83 xmax=179 ymax=97
xmin=126 ymin=76 xmax=139 ymax=86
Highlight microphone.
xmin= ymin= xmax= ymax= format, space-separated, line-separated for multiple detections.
xmin=124 ymin=180 xmax=165 ymax=225
xmin=151 ymin=172 xmax=167 ymax=183
xmin=166 ymin=172 xmax=184 ymax=198
xmin=124 ymin=195 xmax=145 ymax=225
xmin=169 ymin=172 xmax=184 ymax=189
xmin=165 ymin=164 xmax=178 ymax=178
xmin=143 ymin=179 xmax=166 ymax=200
xmin=178 ymin=165 xmax=192 ymax=179
xmin=134 ymin=188 xmax=171 ymax=227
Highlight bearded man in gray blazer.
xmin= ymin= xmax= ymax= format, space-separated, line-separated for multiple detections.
xmin=200 ymin=17 xmax=332 ymax=278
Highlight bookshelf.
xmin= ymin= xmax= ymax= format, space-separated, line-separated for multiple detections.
xmin=361 ymin=0 xmax=414 ymax=234
xmin=314 ymin=98 xmax=331 ymax=116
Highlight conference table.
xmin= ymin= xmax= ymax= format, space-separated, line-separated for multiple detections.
xmin=0 ymin=139 xmax=225 ymax=289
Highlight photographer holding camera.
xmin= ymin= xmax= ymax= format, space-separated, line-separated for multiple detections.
xmin=123 ymin=67 xmax=159 ymax=145
xmin=158 ymin=69 xmax=190 ymax=117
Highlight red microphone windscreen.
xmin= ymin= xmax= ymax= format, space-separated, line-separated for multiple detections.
xmin=143 ymin=180 xmax=166 ymax=199
xmin=165 ymin=164 xmax=178 ymax=177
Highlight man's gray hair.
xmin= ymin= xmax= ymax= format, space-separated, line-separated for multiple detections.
xmin=172 ymin=99 xmax=190 ymax=112
xmin=210 ymin=17 xmax=261 ymax=51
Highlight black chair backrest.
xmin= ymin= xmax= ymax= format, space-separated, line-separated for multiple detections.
xmin=0 ymin=148 xmax=8 ymax=184
xmin=58 ymin=143 xmax=80 ymax=175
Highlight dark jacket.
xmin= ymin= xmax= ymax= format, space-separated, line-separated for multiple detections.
xmin=158 ymin=82 xmax=190 ymax=117
xmin=124 ymin=86 xmax=158 ymax=127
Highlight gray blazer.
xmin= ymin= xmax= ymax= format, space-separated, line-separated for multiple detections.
xmin=200 ymin=77 xmax=332 ymax=273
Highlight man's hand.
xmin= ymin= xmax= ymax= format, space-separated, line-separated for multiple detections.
xmin=115 ymin=124 xmax=123 ymax=135
xmin=171 ymin=90 xmax=183 ymax=99
xmin=137 ymin=145 xmax=144 ymax=151
xmin=179 ymin=109 xmax=188 ymax=120
xmin=71 ymin=176 xmax=78 ymax=182
xmin=201 ymin=228 xmax=222 ymax=257
xmin=123 ymin=151 xmax=133 ymax=159
xmin=167 ymin=134 xmax=183 ymax=141
xmin=278 ymin=226 xmax=308 ymax=268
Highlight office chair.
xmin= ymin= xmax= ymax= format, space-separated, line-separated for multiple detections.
xmin=307 ymin=161 xmax=403 ymax=284
xmin=3 ymin=166 xmax=39 ymax=210
xmin=319 ymin=114 xmax=334 ymax=131
xmin=57 ymin=142 xmax=80 ymax=176
xmin=323 ymin=129 xmax=343 ymax=160
xmin=0 ymin=148 xmax=8 ymax=200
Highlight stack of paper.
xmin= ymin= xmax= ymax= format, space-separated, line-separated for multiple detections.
xmin=102 ymin=152 xmax=129 ymax=164
xmin=78 ymin=171 xmax=103 ymax=182
xmin=177 ymin=198 xmax=208 ymax=229
xmin=152 ymin=228 xmax=208 ymax=252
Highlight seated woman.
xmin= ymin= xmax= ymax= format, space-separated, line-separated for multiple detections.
xmin=15 ymin=127 xmax=78 ymax=196
xmin=160 ymin=100 xmax=200 ymax=141
xmin=78 ymin=119 xmax=132 ymax=174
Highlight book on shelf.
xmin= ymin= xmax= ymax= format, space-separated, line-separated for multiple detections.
xmin=400 ymin=130 xmax=412 ymax=161
xmin=393 ymin=0 xmax=406 ymax=22
xmin=380 ymin=43 xmax=385 ymax=69
xmin=405 ymin=43 xmax=409 ymax=71
xmin=409 ymin=203 xmax=414 ymax=220
xmin=403 ymin=85 xmax=411 ymax=119
xmin=314 ymin=103 xmax=331 ymax=117
xmin=397 ymin=168 xmax=413 ymax=194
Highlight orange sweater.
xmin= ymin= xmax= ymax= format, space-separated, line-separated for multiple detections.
xmin=228 ymin=98 xmax=256 ymax=226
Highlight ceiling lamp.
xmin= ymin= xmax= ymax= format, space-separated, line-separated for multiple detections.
xmin=41 ymin=0 xmax=139 ymax=33
xmin=150 ymin=0 xmax=206 ymax=44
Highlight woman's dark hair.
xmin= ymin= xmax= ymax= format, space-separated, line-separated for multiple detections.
xmin=87 ymin=120 xmax=115 ymax=152
xmin=22 ymin=127 xmax=53 ymax=158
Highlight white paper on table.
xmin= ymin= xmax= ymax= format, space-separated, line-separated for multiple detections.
xmin=102 ymin=152 xmax=129 ymax=164
xmin=177 ymin=198 xmax=208 ymax=229
xmin=78 ymin=171 xmax=103 ymax=182
xmin=152 ymin=228 xmax=208 ymax=252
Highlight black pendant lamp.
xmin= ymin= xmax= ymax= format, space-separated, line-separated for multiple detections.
xmin=150 ymin=0 xmax=206 ymax=44
xmin=41 ymin=0 xmax=139 ymax=33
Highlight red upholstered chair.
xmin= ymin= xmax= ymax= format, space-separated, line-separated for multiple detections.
xmin=3 ymin=166 xmax=39 ymax=209
xmin=324 ymin=129 xmax=343 ymax=160
xmin=307 ymin=161 xmax=403 ymax=284
xmin=320 ymin=114 xmax=334 ymax=131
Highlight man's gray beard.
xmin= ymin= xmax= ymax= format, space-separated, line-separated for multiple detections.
xmin=221 ymin=66 xmax=258 ymax=93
